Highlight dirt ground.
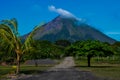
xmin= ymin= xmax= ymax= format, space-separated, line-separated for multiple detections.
xmin=12 ymin=57 xmax=110 ymax=80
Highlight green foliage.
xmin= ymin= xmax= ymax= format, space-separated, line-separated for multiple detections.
xmin=0 ymin=18 xmax=41 ymax=74
xmin=23 ymin=40 xmax=64 ymax=61
xmin=65 ymin=40 xmax=115 ymax=67
xmin=65 ymin=45 xmax=79 ymax=56
xmin=112 ymin=41 xmax=120 ymax=56
xmin=66 ymin=40 xmax=114 ymax=57
xmin=55 ymin=40 xmax=71 ymax=47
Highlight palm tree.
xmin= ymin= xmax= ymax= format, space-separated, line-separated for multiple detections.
xmin=0 ymin=18 xmax=39 ymax=74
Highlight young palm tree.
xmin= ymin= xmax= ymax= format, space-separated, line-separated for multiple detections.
xmin=0 ymin=18 xmax=39 ymax=74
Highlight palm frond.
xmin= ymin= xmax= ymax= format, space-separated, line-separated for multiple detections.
xmin=22 ymin=26 xmax=38 ymax=51
xmin=0 ymin=29 xmax=14 ymax=48
xmin=22 ymin=24 xmax=44 ymax=53
xmin=1 ymin=18 xmax=18 ymax=36
xmin=0 ymin=19 xmax=22 ymax=55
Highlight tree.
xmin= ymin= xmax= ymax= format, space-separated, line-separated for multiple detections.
xmin=112 ymin=41 xmax=120 ymax=56
xmin=66 ymin=40 xmax=114 ymax=67
xmin=0 ymin=18 xmax=39 ymax=74
xmin=22 ymin=40 xmax=63 ymax=67
xmin=55 ymin=40 xmax=71 ymax=47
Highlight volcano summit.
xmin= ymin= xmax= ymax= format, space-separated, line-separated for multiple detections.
xmin=24 ymin=16 xmax=116 ymax=44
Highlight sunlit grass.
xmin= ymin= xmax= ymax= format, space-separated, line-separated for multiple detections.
xmin=75 ymin=57 xmax=120 ymax=80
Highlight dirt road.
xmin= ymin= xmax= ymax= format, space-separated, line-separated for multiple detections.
xmin=15 ymin=57 xmax=109 ymax=80
xmin=48 ymin=56 xmax=75 ymax=71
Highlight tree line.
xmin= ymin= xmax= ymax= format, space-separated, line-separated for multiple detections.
xmin=0 ymin=18 xmax=120 ymax=74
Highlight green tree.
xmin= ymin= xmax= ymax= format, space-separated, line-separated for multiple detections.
xmin=66 ymin=40 xmax=114 ymax=67
xmin=112 ymin=41 xmax=120 ymax=56
xmin=23 ymin=40 xmax=64 ymax=62
xmin=0 ymin=18 xmax=39 ymax=74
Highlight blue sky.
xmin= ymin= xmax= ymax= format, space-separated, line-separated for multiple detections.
xmin=0 ymin=0 xmax=120 ymax=41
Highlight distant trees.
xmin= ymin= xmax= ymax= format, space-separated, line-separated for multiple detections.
xmin=23 ymin=40 xmax=64 ymax=61
xmin=0 ymin=18 xmax=39 ymax=74
xmin=112 ymin=41 xmax=120 ymax=56
xmin=55 ymin=40 xmax=71 ymax=47
xmin=65 ymin=40 xmax=114 ymax=67
xmin=19 ymin=39 xmax=116 ymax=67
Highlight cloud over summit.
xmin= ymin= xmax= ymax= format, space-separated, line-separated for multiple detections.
xmin=48 ymin=5 xmax=82 ymax=21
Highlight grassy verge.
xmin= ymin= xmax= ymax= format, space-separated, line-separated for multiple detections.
xmin=75 ymin=57 xmax=120 ymax=80
xmin=0 ymin=65 xmax=53 ymax=79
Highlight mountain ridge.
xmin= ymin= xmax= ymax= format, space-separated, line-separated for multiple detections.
xmin=23 ymin=16 xmax=116 ymax=44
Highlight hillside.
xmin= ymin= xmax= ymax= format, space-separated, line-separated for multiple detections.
xmin=23 ymin=16 xmax=116 ymax=44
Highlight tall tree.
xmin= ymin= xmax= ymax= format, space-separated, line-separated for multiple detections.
xmin=0 ymin=18 xmax=39 ymax=74
xmin=66 ymin=40 xmax=114 ymax=67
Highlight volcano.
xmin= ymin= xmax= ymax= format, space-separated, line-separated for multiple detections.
xmin=24 ymin=16 xmax=116 ymax=44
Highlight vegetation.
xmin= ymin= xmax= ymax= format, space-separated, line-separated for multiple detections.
xmin=75 ymin=57 xmax=120 ymax=80
xmin=23 ymin=40 xmax=64 ymax=60
xmin=0 ymin=18 xmax=120 ymax=78
xmin=65 ymin=40 xmax=115 ymax=67
xmin=55 ymin=40 xmax=71 ymax=47
xmin=0 ymin=18 xmax=39 ymax=74
xmin=0 ymin=65 xmax=52 ymax=79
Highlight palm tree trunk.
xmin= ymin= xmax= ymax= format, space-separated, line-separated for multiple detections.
xmin=16 ymin=53 xmax=20 ymax=75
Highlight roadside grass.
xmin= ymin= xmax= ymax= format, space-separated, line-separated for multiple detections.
xmin=0 ymin=58 xmax=63 ymax=79
xmin=0 ymin=65 xmax=53 ymax=79
xmin=75 ymin=57 xmax=120 ymax=80
xmin=20 ymin=65 xmax=53 ymax=74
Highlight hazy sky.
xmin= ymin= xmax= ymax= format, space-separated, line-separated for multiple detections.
xmin=0 ymin=0 xmax=120 ymax=41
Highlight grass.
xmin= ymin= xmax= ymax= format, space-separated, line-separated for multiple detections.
xmin=20 ymin=65 xmax=53 ymax=74
xmin=0 ymin=65 xmax=53 ymax=79
xmin=75 ymin=57 xmax=120 ymax=80
xmin=0 ymin=58 xmax=62 ymax=79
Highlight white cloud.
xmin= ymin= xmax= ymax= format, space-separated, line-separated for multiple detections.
xmin=48 ymin=5 xmax=82 ymax=21
xmin=48 ymin=5 xmax=55 ymax=11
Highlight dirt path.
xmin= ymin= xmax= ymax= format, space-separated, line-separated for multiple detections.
xmin=48 ymin=56 xmax=75 ymax=71
xmin=13 ymin=57 xmax=110 ymax=80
